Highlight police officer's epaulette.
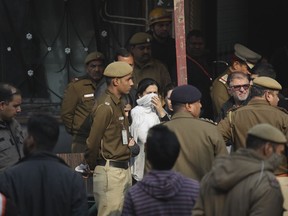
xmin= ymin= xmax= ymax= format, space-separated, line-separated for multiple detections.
xmin=72 ymin=75 xmax=90 ymax=82
xmin=277 ymin=106 xmax=288 ymax=114
xmin=219 ymin=74 xmax=228 ymax=85
xmin=200 ymin=118 xmax=218 ymax=125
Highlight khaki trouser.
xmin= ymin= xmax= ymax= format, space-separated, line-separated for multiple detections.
xmin=93 ymin=160 xmax=132 ymax=216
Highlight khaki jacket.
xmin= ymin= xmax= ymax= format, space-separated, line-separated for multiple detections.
xmin=210 ymin=68 xmax=232 ymax=117
xmin=61 ymin=76 xmax=96 ymax=136
xmin=218 ymin=99 xmax=288 ymax=150
xmin=192 ymin=149 xmax=284 ymax=216
xmin=85 ymin=90 xmax=131 ymax=169
xmin=163 ymin=112 xmax=228 ymax=181
xmin=133 ymin=58 xmax=171 ymax=92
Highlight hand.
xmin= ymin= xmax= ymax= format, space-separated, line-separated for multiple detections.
xmin=151 ymin=95 xmax=166 ymax=118
xmin=128 ymin=137 xmax=135 ymax=147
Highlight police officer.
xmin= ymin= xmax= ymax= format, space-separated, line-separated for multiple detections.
xmin=218 ymin=76 xmax=288 ymax=175
xmin=210 ymin=43 xmax=261 ymax=119
xmin=193 ymin=123 xmax=286 ymax=216
xmin=61 ymin=51 xmax=106 ymax=153
xmin=85 ymin=61 xmax=139 ymax=216
xmin=163 ymin=85 xmax=228 ymax=181
xmin=129 ymin=32 xmax=171 ymax=94
xmin=148 ymin=7 xmax=177 ymax=83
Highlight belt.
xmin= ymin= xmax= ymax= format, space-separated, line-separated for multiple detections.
xmin=96 ymin=159 xmax=129 ymax=170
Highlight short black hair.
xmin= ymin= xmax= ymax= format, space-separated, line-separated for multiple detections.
xmin=27 ymin=114 xmax=59 ymax=151
xmin=0 ymin=83 xmax=21 ymax=103
xmin=114 ymin=48 xmax=131 ymax=61
xmin=146 ymin=124 xmax=180 ymax=170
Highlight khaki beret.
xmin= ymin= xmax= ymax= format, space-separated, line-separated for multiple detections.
xmin=252 ymin=76 xmax=282 ymax=90
xmin=248 ymin=123 xmax=287 ymax=144
xmin=170 ymin=85 xmax=202 ymax=104
xmin=129 ymin=32 xmax=152 ymax=45
xmin=234 ymin=43 xmax=262 ymax=69
xmin=103 ymin=61 xmax=133 ymax=78
xmin=84 ymin=51 xmax=105 ymax=65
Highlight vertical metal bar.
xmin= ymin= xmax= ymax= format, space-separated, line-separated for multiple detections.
xmin=173 ymin=0 xmax=187 ymax=85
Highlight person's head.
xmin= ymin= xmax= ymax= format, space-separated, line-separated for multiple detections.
xmin=103 ymin=61 xmax=134 ymax=98
xmin=136 ymin=78 xmax=160 ymax=99
xmin=149 ymin=7 xmax=172 ymax=41
xmin=146 ymin=124 xmax=180 ymax=170
xmin=246 ymin=123 xmax=287 ymax=168
xmin=227 ymin=72 xmax=251 ymax=105
xmin=186 ymin=29 xmax=206 ymax=57
xmin=84 ymin=51 xmax=105 ymax=81
xmin=114 ymin=48 xmax=134 ymax=68
xmin=23 ymin=114 xmax=60 ymax=156
xmin=230 ymin=43 xmax=262 ymax=74
xmin=251 ymin=62 xmax=276 ymax=79
xmin=163 ymin=82 xmax=176 ymax=112
xmin=251 ymin=76 xmax=282 ymax=106
xmin=170 ymin=85 xmax=202 ymax=117
xmin=129 ymin=32 xmax=153 ymax=65
xmin=0 ymin=83 xmax=22 ymax=122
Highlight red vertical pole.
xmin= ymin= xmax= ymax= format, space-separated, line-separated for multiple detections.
xmin=173 ymin=0 xmax=187 ymax=85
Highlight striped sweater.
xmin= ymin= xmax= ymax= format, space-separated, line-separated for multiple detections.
xmin=122 ymin=170 xmax=200 ymax=215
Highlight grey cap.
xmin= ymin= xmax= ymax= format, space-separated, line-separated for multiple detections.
xmin=252 ymin=76 xmax=282 ymax=90
xmin=234 ymin=43 xmax=262 ymax=69
xmin=103 ymin=62 xmax=133 ymax=78
xmin=248 ymin=123 xmax=287 ymax=144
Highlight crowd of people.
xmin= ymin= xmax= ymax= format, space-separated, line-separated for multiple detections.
xmin=0 ymin=6 xmax=287 ymax=216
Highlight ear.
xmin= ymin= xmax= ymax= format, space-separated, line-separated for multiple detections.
xmin=263 ymin=143 xmax=273 ymax=156
xmin=185 ymin=103 xmax=192 ymax=111
xmin=264 ymin=91 xmax=273 ymax=103
xmin=0 ymin=101 xmax=5 ymax=111
xmin=112 ymin=78 xmax=119 ymax=87
xmin=232 ymin=61 xmax=241 ymax=70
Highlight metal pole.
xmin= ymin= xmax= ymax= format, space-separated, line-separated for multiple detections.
xmin=173 ymin=0 xmax=187 ymax=85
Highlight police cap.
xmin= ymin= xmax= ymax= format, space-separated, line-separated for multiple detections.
xmin=170 ymin=85 xmax=202 ymax=104
xmin=103 ymin=61 xmax=133 ymax=78
xmin=248 ymin=123 xmax=287 ymax=144
xmin=84 ymin=51 xmax=105 ymax=65
xmin=252 ymin=76 xmax=282 ymax=90
xmin=234 ymin=43 xmax=262 ymax=69
xmin=129 ymin=32 xmax=152 ymax=46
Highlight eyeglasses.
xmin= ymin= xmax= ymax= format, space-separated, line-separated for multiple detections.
xmin=230 ymin=84 xmax=250 ymax=91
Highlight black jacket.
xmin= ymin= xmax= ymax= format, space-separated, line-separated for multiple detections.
xmin=0 ymin=151 xmax=88 ymax=216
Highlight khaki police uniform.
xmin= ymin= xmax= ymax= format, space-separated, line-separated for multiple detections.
xmin=85 ymin=61 xmax=138 ymax=216
xmin=129 ymin=32 xmax=171 ymax=92
xmin=61 ymin=75 xmax=97 ymax=152
xmin=61 ymin=51 xmax=105 ymax=153
xmin=210 ymin=43 xmax=261 ymax=118
xmin=163 ymin=84 xmax=228 ymax=181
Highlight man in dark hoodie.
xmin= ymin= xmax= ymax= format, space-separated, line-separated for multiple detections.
xmin=192 ymin=123 xmax=286 ymax=216
xmin=122 ymin=124 xmax=200 ymax=216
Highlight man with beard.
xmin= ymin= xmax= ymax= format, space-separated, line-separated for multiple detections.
xmin=129 ymin=32 xmax=171 ymax=94
xmin=61 ymin=51 xmax=106 ymax=152
xmin=148 ymin=7 xmax=177 ymax=83
xmin=186 ymin=30 xmax=214 ymax=119
xmin=192 ymin=123 xmax=286 ymax=216
xmin=216 ymin=71 xmax=251 ymax=122
xmin=218 ymin=77 xmax=288 ymax=175
xmin=0 ymin=83 xmax=25 ymax=173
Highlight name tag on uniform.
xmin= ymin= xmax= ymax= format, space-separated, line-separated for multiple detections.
xmin=119 ymin=116 xmax=124 ymax=120
xmin=84 ymin=93 xmax=94 ymax=98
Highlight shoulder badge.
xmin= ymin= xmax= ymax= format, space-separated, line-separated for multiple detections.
xmin=219 ymin=74 xmax=228 ymax=85
xmin=200 ymin=118 xmax=218 ymax=125
xmin=105 ymin=102 xmax=110 ymax=106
